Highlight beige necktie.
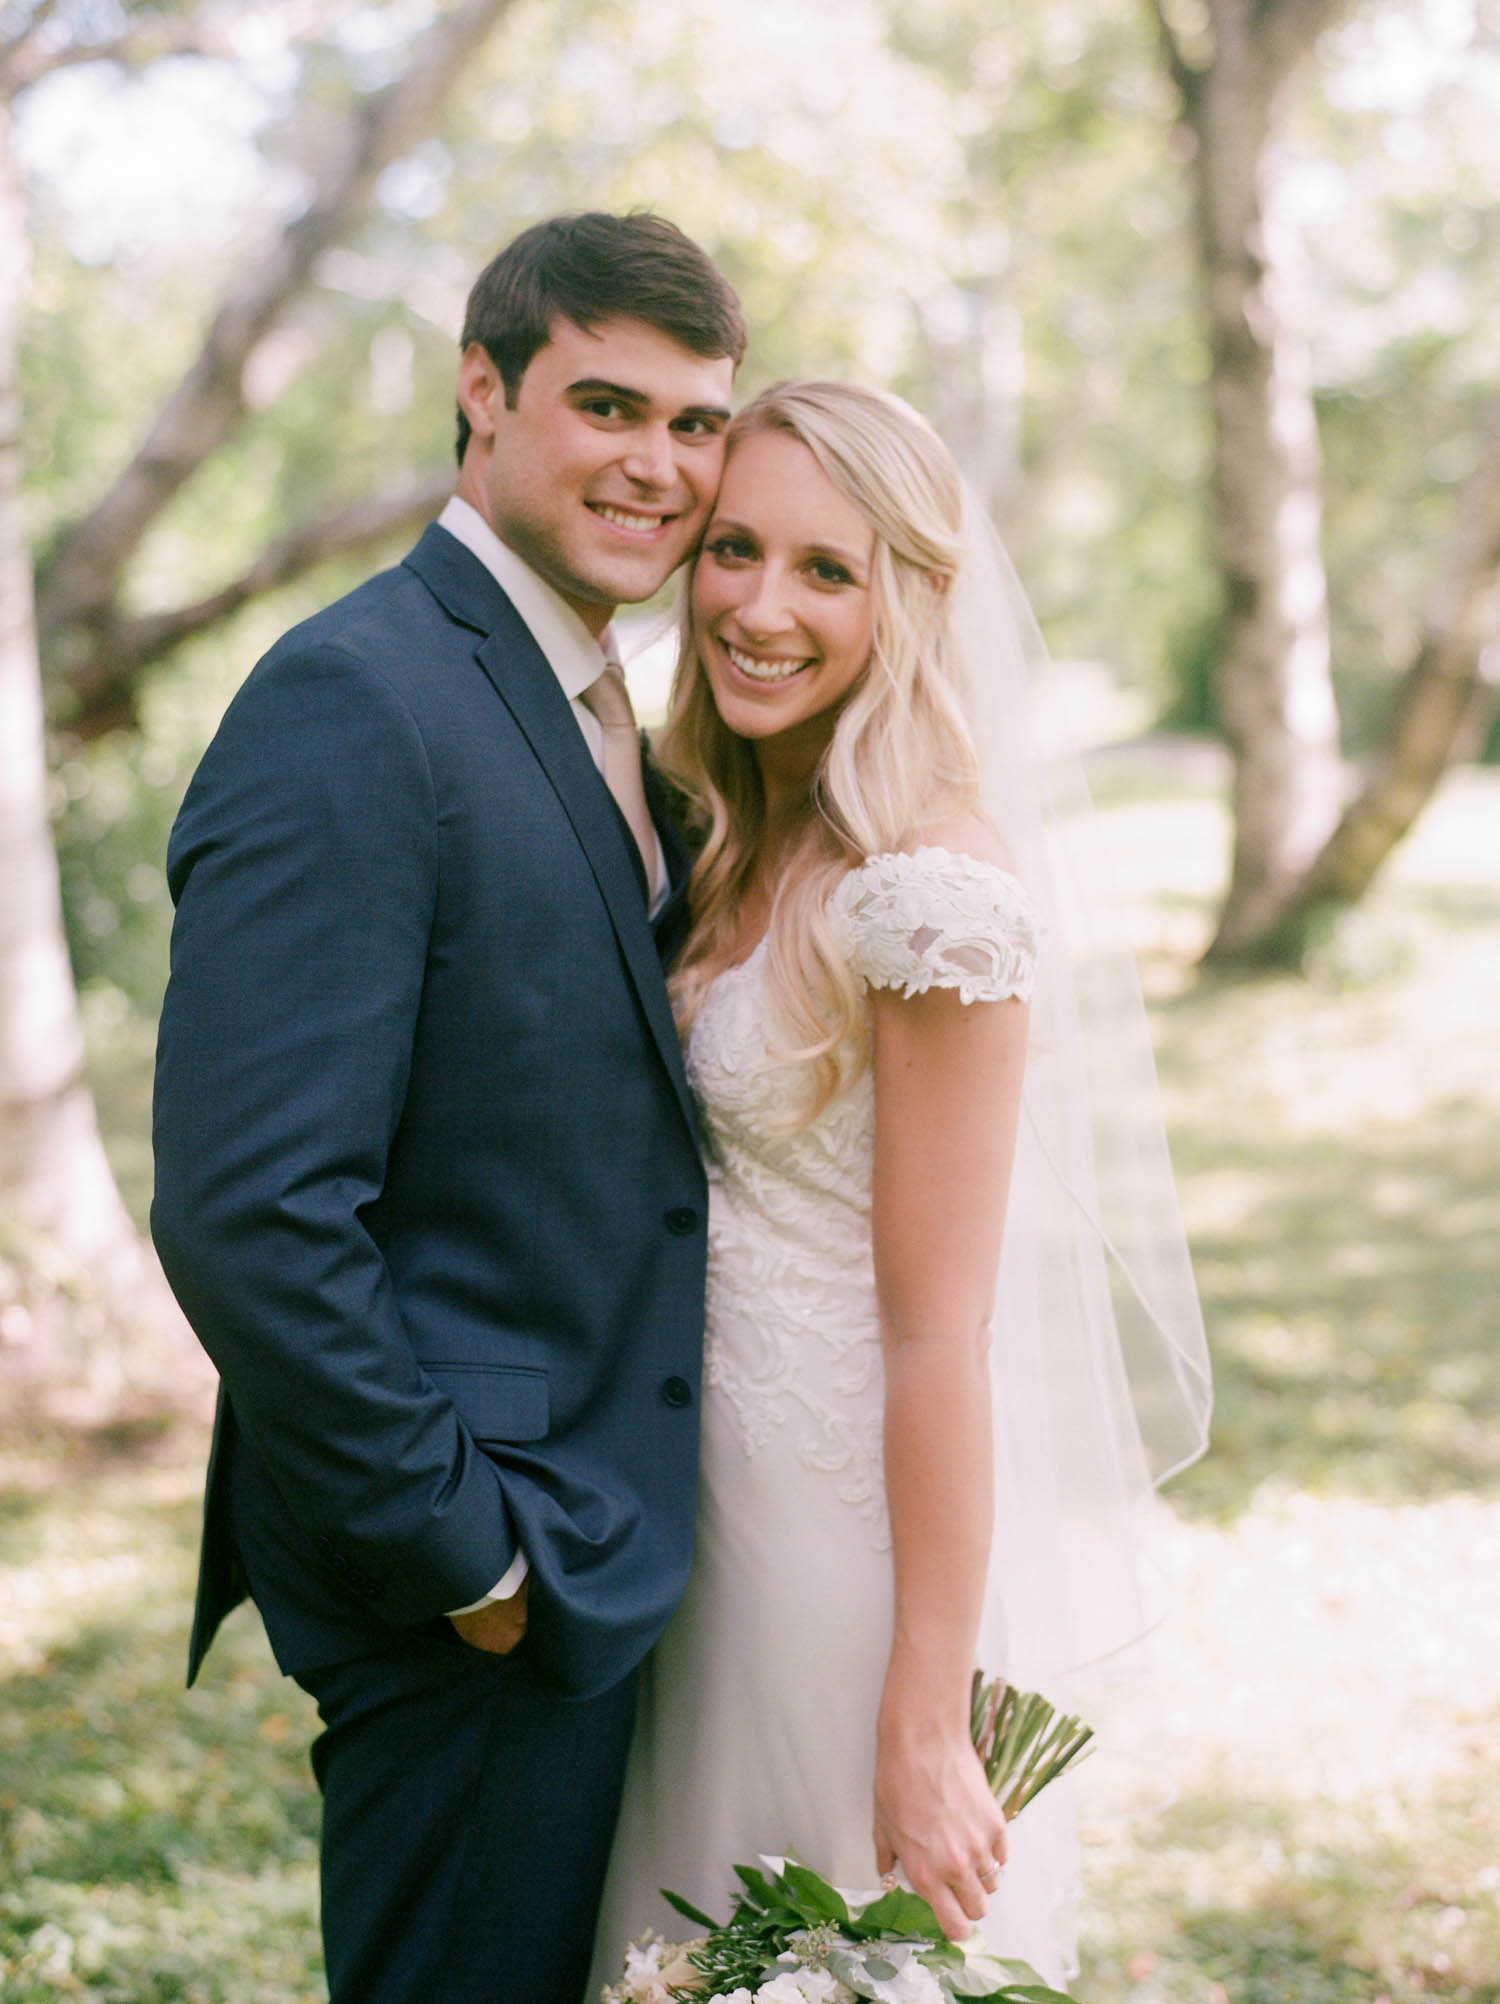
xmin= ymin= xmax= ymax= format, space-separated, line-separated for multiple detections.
xmin=581 ymin=664 xmax=658 ymax=890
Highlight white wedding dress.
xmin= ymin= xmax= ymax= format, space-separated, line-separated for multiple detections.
xmin=588 ymin=846 xmax=1081 ymax=1997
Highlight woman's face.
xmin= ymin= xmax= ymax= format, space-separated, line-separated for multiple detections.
xmin=690 ymin=428 xmax=877 ymax=761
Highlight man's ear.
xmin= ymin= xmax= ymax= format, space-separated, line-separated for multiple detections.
xmin=457 ymin=342 xmax=503 ymax=449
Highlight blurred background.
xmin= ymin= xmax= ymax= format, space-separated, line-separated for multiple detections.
xmin=1 ymin=1 xmax=1497 ymax=1999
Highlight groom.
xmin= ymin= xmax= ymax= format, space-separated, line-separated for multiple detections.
xmin=152 ymin=213 xmax=744 ymax=2002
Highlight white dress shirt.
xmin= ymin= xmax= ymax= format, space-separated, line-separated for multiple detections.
xmin=436 ymin=497 xmax=668 ymax=1613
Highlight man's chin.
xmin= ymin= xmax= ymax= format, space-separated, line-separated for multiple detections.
xmin=579 ymin=548 xmax=694 ymax=610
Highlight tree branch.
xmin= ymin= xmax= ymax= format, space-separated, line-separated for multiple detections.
xmin=35 ymin=0 xmax=516 ymax=648
xmin=58 ymin=470 xmax=455 ymax=737
xmin=0 ymin=4 xmax=232 ymax=97
xmin=1256 ymin=0 xmax=1350 ymax=86
xmin=1143 ymin=0 xmax=1204 ymax=114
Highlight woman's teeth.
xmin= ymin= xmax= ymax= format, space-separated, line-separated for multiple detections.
xmin=724 ymin=641 xmax=808 ymax=684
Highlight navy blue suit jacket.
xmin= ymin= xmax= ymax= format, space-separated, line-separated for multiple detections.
xmin=152 ymin=524 xmax=707 ymax=1700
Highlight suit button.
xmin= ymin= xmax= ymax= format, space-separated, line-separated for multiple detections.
xmin=664 ymin=1206 xmax=699 ymax=1236
xmin=661 ymin=1376 xmax=693 ymax=1409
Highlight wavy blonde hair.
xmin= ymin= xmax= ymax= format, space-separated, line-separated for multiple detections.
xmin=659 ymin=380 xmax=981 ymax=1119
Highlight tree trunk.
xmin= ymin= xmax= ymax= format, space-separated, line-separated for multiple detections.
xmin=1168 ymin=0 xmax=1348 ymax=961
xmin=0 ymin=103 xmax=182 ymax=1416
xmin=1272 ymin=395 xmax=1500 ymax=930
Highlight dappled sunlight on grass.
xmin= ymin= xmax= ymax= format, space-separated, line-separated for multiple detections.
xmin=1084 ymin=753 xmax=1500 ymax=1519
xmin=1083 ymin=1767 xmax=1500 ymax=2004
xmin=0 ymin=1447 xmax=322 ymax=1999
xmin=1070 ymin=755 xmax=1500 ymax=2002
xmin=1079 ymin=1491 xmax=1500 ymax=2001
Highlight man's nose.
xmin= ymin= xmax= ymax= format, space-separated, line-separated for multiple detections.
xmin=621 ymin=424 xmax=677 ymax=489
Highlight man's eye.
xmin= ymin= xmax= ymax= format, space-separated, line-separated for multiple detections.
xmin=673 ymin=416 xmax=723 ymax=438
xmin=579 ymin=398 xmax=627 ymax=420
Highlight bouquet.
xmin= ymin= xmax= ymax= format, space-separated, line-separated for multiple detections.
xmin=603 ymin=1675 xmax=1093 ymax=2004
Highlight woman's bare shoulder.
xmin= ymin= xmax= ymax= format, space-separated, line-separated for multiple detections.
xmin=909 ymin=810 xmax=1015 ymax=875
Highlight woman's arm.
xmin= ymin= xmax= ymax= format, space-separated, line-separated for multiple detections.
xmin=869 ymin=959 xmax=1028 ymax=1940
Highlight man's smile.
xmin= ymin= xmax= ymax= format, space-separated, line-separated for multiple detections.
xmin=587 ymin=501 xmax=680 ymax=536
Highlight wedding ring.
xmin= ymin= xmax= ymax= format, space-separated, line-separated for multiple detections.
xmin=879 ymin=1872 xmax=899 ymax=1892
xmin=977 ymin=1860 xmax=1003 ymax=1887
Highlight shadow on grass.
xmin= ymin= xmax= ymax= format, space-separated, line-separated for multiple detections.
xmin=1168 ymin=1091 xmax=1500 ymax=1518
xmin=1 ymin=1602 xmax=319 ymax=1893
xmin=0 ymin=1447 xmax=323 ymax=1999
xmin=1080 ymin=1746 xmax=1500 ymax=2004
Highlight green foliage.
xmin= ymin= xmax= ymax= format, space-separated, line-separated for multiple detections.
xmin=21 ymin=0 xmax=1500 ymax=967
xmin=675 ymin=1856 xmax=1072 ymax=2002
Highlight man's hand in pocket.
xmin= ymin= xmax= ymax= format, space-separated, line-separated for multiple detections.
xmin=448 ymin=1578 xmax=528 ymax=1655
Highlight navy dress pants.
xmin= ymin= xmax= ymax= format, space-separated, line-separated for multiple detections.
xmin=295 ymin=1631 xmax=638 ymax=2004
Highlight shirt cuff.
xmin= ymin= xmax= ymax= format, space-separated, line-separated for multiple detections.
xmin=443 ymin=1548 xmax=529 ymax=1617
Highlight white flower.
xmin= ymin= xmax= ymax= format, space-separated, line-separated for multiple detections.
xmin=756 ymin=1972 xmax=855 ymax=2004
xmin=839 ymin=1943 xmax=947 ymax=2004
xmin=708 ymin=1992 xmax=754 ymax=2004
xmin=610 ymin=1933 xmax=700 ymax=2004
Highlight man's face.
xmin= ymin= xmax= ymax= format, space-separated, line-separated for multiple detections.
xmin=456 ymin=315 xmax=735 ymax=635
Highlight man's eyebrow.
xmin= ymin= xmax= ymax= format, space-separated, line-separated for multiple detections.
xmin=565 ymin=377 xmax=732 ymax=423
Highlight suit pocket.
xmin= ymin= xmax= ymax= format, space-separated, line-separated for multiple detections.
xmin=427 ymin=1362 xmax=549 ymax=1443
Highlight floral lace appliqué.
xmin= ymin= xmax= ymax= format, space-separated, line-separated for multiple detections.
xmin=828 ymin=845 xmax=1039 ymax=1005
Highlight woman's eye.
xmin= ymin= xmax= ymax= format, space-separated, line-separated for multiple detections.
xmin=810 ymin=560 xmax=853 ymax=586
xmin=707 ymin=536 xmax=755 ymax=563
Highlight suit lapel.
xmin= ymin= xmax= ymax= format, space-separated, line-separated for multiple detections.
xmin=405 ymin=528 xmax=696 ymax=1136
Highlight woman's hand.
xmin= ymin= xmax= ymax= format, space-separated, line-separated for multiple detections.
xmin=873 ymin=1669 xmax=1008 ymax=1941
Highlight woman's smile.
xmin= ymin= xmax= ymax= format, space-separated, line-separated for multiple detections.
xmin=718 ymin=638 xmax=814 ymax=685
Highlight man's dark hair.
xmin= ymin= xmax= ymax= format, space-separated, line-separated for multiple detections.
xmin=454 ymin=211 xmax=747 ymax=462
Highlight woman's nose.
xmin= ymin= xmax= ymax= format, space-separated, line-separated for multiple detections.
xmin=737 ymin=568 xmax=797 ymax=637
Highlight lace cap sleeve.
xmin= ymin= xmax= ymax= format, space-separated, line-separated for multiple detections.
xmin=827 ymin=845 xmax=1039 ymax=1006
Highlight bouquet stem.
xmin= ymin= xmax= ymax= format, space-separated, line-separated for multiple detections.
xmin=970 ymin=1670 xmax=1094 ymax=1820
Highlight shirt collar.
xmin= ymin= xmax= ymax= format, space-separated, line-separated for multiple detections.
xmin=437 ymin=495 xmax=609 ymax=700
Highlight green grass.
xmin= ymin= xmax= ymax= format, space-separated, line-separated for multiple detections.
xmin=0 ymin=1454 xmax=322 ymax=2001
xmin=6 ymin=749 xmax=1498 ymax=2001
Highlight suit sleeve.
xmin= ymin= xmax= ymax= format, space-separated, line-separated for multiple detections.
xmin=151 ymin=642 xmax=516 ymax=1624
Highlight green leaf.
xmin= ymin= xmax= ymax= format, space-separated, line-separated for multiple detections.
xmin=925 ymin=1939 xmax=966 ymax=1969
xmin=660 ymin=1887 xmax=719 ymax=1930
xmin=848 ymin=1887 xmax=946 ymax=1941
xmin=731 ymin=1862 xmax=781 ymax=1913
xmin=947 ymin=1955 xmax=1012 ymax=1995
xmin=779 ymin=1860 xmax=851 ymax=1926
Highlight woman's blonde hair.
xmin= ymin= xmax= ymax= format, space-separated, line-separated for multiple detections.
xmin=659 ymin=380 xmax=980 ymax=1118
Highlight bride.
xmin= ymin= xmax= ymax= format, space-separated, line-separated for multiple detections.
xmin=589 ymin=381 xmax=1210 ymax=1991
